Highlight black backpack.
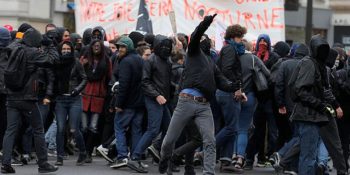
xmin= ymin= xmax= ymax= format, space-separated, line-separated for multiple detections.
xmin=4 ymin=46 xmax=29 ymax=91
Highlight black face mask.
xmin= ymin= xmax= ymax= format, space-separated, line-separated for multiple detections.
xmin=159 ymin=46 xmax=172 ymax=59
xmin=200 ymin=39 xmax=211 ymax=56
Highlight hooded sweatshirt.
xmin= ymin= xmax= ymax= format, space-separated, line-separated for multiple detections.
xmin=291 ymin=36 xmax=330 ymax=123
xmin=0 ymin=27 xmax=11 ymax=47
xmin=114 ymin=36 xmax=144 ymax=108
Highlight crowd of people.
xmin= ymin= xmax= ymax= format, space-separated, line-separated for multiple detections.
xmin=0 ymin=14 xmax=349 ymax=175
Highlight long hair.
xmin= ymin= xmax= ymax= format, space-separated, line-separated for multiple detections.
xmin=87 ymin=39 xmax=106 ymax=65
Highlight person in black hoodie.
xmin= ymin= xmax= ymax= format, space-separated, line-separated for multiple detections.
xmin=110 ymin=36 xmax=145 ymax=169
xmin=1 ymin=28 xmax=58 ymax=174
xmin=127 ymin=34 xmax=173 ymax=173
xmin=290 ymin=35 xmax=346 ymax=175
xmin=53 ymin=41 xmax=88 ymax=166
xmin=159 ymin=14 xmax=240 ymax=175
xmin=0 ymin=27 xmax=11 ymax=152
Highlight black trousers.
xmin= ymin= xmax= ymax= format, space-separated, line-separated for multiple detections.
xmin=0 ymin=94 xmax=6 ymax=150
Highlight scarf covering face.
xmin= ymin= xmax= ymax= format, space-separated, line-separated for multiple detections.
xmin=225 ymin=39 xmax=245 ymax=56
xmin=257 ymin=42 xmax=270 ymax=62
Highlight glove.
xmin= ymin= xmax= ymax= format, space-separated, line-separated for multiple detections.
xmin=71 ymin=89 xmax=79 ymax=97
xmin=321 ymin=104 xmax=336 ymax=118
xmin=203 ymin=14 xmax=217 ymax=26
xmin=41 ymin=34 xmax=53 ymax=46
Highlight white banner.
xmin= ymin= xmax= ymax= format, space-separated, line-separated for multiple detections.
xmin=75 ymin=0 xmax=285 ymax=48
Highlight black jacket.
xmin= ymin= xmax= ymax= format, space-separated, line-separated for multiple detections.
xmin=142 ymin=36 xmax=172 ymax=101
xmin=142 ymin=53 xmax=172 ymax=100
xmin=6 ymin=30 xmax=59 ymax=101
xmin=180 ymin=16 xmax=240 ymax=100
xmin=217 ymin=44 xmax=242 ymax=87
xmin=37 ymin=68 xmax=55 ymax=98
xmin=116 ymin=52 xmax=144 ymax=109
xmin=53 ymin=59 xmax=87 ymax=96
xmin=0 ymin=47 xmax=10 ymax=94
xmin=291 ymin=37 xmax=330 ymax=123
xmin=336 ymin=64 xmax=350 ymax=119
xmin=275 ymin=44 xmax=309 ymax=112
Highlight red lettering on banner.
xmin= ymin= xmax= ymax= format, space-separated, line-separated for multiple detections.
xmin=243 ymin=12 xmax=256 ymax=29
xmin=145 ymin=0 xmax=173 ymax=17
xmin=257 ymin=9 xmax=269 ymax=29
xmin=80 ymin=0 xmax=135 ymax=23
xmin=235 ymin=0 xmax=272 ymax=5
xmin=183 ymin=0 xmax=284 ymax=30
xmin=271 ymin=8 xmax=284 ymax=29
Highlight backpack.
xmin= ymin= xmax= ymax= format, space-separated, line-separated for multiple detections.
xmin=4 ymin=46 xmax=29 ymax=91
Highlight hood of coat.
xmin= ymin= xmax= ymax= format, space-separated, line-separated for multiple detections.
xmin=273 ymin=41 xmax=290 ymax=58
xmin=22 ymin=28 xmax=42 ymax=48
xmin=310 ymin=35 xmax=330 ymax=62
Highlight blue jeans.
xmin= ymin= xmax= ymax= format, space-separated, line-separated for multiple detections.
xmin=215 ymin=90 xmax=240 ymax=160
xmin=296 ymin=121 xmax=319 ymax=175
xmin=236 ymin=92 xmax=256 ymax=157
xmin=318 ymin=139 xmax=329 ymax=167
xmin=114 ymin=108 xmax=144 ymax=160
xmin=55 ymin=95 xmax=86 ymax=158
xmin=45 ymin=119 xmax=57 ymax=150
xmin=132 ymin=96 xmax=171 ymax=160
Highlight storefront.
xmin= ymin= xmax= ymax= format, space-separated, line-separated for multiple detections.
xmin=332 ymin=14 xmax=350 ymax=54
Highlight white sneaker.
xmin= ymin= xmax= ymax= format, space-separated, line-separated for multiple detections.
xmin=97 ymin=145 xmax=113 ymax=163
xmin=110 ymin=158 xmax=128 ymax=168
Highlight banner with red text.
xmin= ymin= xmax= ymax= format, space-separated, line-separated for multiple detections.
xmin=75 ymin=0 xmax=285 ymax=47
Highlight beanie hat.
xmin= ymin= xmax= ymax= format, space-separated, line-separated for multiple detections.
xmin=0 ymin=27 xmax=11 ymax=47
xmin=129 ymin=31 xmax=144 ymax=47
xmin=18 ymin=23 xmax=33 ymax=33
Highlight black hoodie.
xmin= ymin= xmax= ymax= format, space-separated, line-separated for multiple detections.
xmin=7 ymin=28 xmax=59 ymax=101
xmin=142 ymin=35 xmax=172 ymax=100
xmin=291 ymin=36 xmax=330 ymax=123
xmin=275 ymin=44 xmax=309 ymax=111
xmin=180 ymin=15 xmax=239 ymax=100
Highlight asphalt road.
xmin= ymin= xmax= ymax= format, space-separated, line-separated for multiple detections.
xmin=10 ymin=156 xmax=277 ymax=175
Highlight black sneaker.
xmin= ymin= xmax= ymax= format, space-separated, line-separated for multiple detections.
xmin=110 ymin=158 xmax=128 ymax=169
xmin=127 ymin=160 xmax=148 ymax=173
xmin=159 ymin=158 xmax=169 ymax=174
xmin=269 ymin=152 xmax=281 ymax=167
xmin=1 ymin=165 xmax=15 ymax=174
xmin=11 ymin=158 xmax=23 ymax=166
xmin=38 ymin=162 xmax=58 ymax=173
xmin=243 ymin=161 xmax=253 ymax=170
xmin=316 ymin=164 xmax=326 ymax=175
xmin=184 ymin=165 xmax=195 ymax=175
xmin=147 ymin=145 xmax=160 ymax=163
xmin=55 ymin=158 xmax=63 ymax=166
xmin=85 ymin=155 xmax=92 ymax=163
xmin=21 ymin=154 xmax=30 ymax=165
xmin=76 ymin=154 xmax=87 ymax=166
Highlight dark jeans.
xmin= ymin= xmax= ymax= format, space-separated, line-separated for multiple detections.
xmin=275 ymin=112 xmax=293 ymax=150
xmin=215 ymin=90 xmax=240 ymax=160
xmin=2 ymin=101 xmax=48 ymax=166
xmin=114 ymin=108 xmax=144 ymax=160
xmin=173 ymin=119 xmax=202 ymax=166
xmin=132 ymin=96 xmax=171 ymax=160
xmin=246 ymin=99 xmax=277 ymax=162
xmin=337 ymin=118 xmax=350 ymax=170
xmin=296 ymin=121 xmax=319 ymax=175
xmin=55 ymin=95 xmax=86 ymax=158
xmin=102 ymin=111 xmax=115 ymax=148
xmin=0 ymin=94 xmax=6 ymax=150
xmin=161 ymin=96 xmax=216 ymax=175
xmin=319 ymin=117 xmax=347 ymax=174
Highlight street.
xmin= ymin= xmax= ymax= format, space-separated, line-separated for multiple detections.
xmin=9 ymin=156 xmax=340 ymax=175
